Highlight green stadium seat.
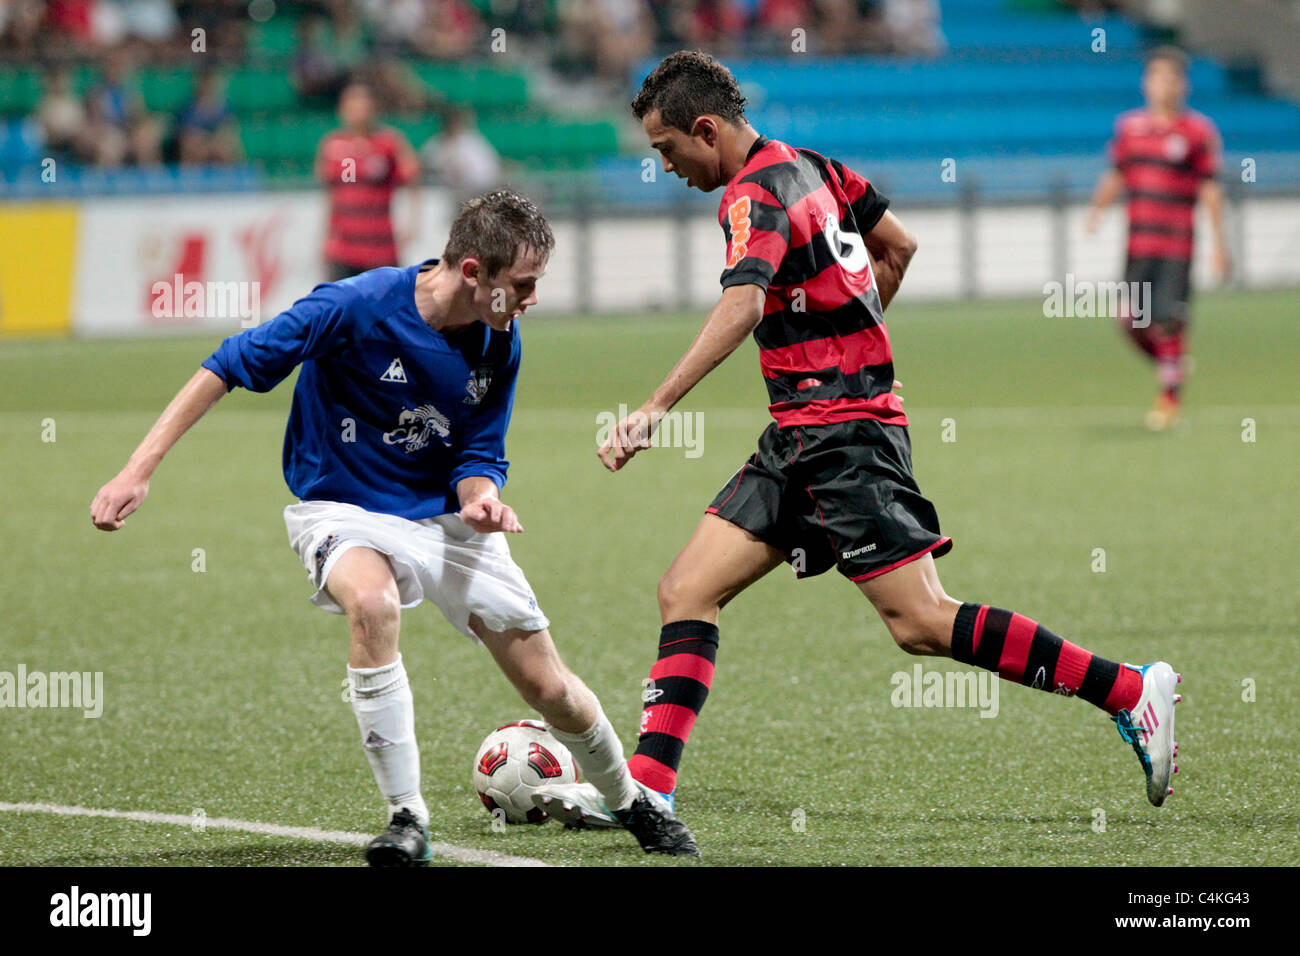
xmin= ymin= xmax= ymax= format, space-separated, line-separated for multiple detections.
xmin=139 ymin=69 xmax=195 ymax=113
xmin=226 ymin=68 xmax=297 ymax=113
xmin=409 ymin=63 xmax=529 ymax=110
xmin=0 ymin=70 xmax=43 ymax=115
xmin=247 ymin=13 xmax=301 ymax=62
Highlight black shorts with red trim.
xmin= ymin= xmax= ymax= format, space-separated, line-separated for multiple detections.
xmin=706 ymin=418 xmax=952 ymax=582
xmin=1124 ymin=256 xmax=1192 ymax=328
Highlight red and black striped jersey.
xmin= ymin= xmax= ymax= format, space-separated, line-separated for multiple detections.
xmin=318 ymin=126 xmax=417 ymax=269
xmin=1109 ymin=108 xmax=1220 ymax=261
xmin=718 ymin=136 xmax=904 ymax=429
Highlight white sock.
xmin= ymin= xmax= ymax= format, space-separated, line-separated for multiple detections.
xmin=348 ymin=655 xmax=428 ymax=827
xmin=546 ymin=705 xmax=639 ymax=811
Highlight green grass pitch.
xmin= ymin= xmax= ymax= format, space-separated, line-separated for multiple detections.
xmin=1 ymin=288 xmax=1296 ymax=866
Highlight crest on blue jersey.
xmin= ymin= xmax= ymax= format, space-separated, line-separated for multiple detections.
xmin=382 ymin=404 xmax=452 ymax=452
xmin=464 ymin=365 xmax=493 ymax=405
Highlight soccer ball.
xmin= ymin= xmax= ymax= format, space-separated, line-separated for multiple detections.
xmin=472 ymin=720 xmax=578 ymax=824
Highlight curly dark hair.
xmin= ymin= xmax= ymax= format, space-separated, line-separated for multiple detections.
xmin=442 ymin=189 xmax=555 ymax=276
xmin=631 ymin=50 xmax=747 ymax=133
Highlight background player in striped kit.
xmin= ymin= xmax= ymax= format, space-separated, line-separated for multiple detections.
xmin=1086 ymin=46 xmax=1230 ymax=430
xmin=316 ymin=81 xmax=421 ymax=283
xmin=531 ymin=52 xmax=1183 ymax=839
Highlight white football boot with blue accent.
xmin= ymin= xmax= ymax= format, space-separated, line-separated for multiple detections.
xmin=532 ymin=780 xmax=697 ymax=857
xmin=531 ymin=779 xmax=674 ymax=829
xmin=1113 ymin=662 xmax=1182 ymax=806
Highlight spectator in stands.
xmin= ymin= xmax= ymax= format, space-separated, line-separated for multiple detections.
xmin=35 ymin=68 xmax=88 ymax=160
xmin=357 ymin=56 xmax=433 ymax=113
xmin=756 ymin=0 xmax=811 ymax=51
xmin=174 ymin=0 xmax=249 ymax=64
xmin=559 ymin=0 xmax=655 ymax=83
xmin=85 ymin=50 xmax=163 ymax=167
xmin=177 ymin=69 xmax=243 ymax=165
xmin=360 ymin=0 xmax=427 ymax=55
xmin=881 ymin=0 xmax=945 ymax=55
xmin=0 ymin=0 xmax=46 ymax=56
xmin=46 ymin=0 xmax=97 ymax=45
xmin=119 ymin=0 xmax=182 ymax=54
xmin=420 ymin=107 xmax=503 ymax=196
xmin=293 ymin=14 xmax=353 ymax=105
xmin=670 ymin=0 xmax=751 ymax=53
xmin=815 ymin=0 xmax=880 ymax=54
xmin=411 ymin=0 xmax=482 ymax=60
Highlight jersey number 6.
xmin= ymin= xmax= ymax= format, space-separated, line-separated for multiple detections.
xmin=824 ymin=217 xmax=870 ymax=275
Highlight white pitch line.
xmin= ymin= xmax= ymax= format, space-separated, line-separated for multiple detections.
xmin=0 ymin=801 xmax=552 ymax=868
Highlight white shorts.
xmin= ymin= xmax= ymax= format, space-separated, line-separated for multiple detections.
xmin=283 ymin=500 xmax=550 ymax=644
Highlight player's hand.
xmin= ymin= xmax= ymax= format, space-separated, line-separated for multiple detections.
xmin=1212 ymin=246 xmax=1232 ymax=282
xmin=892 ymin=379 xmax=904 ymax=403
xmin=90 ymin=470 xmax=150 ymax=531
xmin=459 ymin=497 xmax=523 ymax=534
xmin=597 ymin=404 xmax=663 ymax=473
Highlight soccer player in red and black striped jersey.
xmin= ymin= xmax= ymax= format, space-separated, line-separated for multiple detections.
xmin=1086 ymin=47 xmax=1230 ymax=430
xmin=529 ymin=52 xmax=1183 ymax=846
xmin=316 ymin=82 xmax=421 ymax=283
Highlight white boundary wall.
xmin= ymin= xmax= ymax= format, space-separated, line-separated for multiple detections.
xmin=70 ymin=188 xmax=1300 ymax=335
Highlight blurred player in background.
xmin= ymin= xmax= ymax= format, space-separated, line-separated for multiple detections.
xmin=90 ymin=190 xmax=698 ymax=863
xmin=316 ymin=80 xmax=421 ymax=283
xmin=1086 ymin=47 xmax=1230 ymax=431
xmin=533 ymin=52 xmax=1183 ymax=840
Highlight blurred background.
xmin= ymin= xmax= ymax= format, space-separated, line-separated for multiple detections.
xmin=0 ymin=0 xmax=1298 ymax=332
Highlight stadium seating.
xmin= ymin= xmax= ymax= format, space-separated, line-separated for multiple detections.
xmin=611 ymin=0 xmax=1300 ymax=205
xmin=0 ymin=5 xmax=623 ymax=196
xmin=5 ymin=0 xmax=1299 ymax=202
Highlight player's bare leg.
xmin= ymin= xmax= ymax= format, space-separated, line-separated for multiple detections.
xmin=627 ymin=514 xmax=785 ymax=801
xmin=326 ymin=547 xmax=431 ymax=866
xmin=855 ymin=554 xmax=960 ymax=655
xmin=857 ymin=555 xmax=1181 ymax=806
xmin=475 ymin=619 xmax=698 ymax=856
xmin=656 ymin=512 xmax=787 ymax=625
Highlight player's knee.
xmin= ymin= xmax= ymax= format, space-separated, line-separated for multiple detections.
xmin=657 ymin=568 xmax=712 ymax=619
xmin=881 ymin=608 xmax=945 ymax=656
xmin=346 ymin=586 xmax=401 ymax=638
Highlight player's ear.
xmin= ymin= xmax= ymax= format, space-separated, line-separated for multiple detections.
xmin=694 ymin=116 xmax=718 ymax=146
xmin=460 ymin=257 xmax=481 ymax=284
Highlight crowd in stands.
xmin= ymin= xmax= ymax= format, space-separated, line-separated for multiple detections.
xmin=9 ymin=0 xmax=948 ymax=172
xmin=33 ymin=52 xmax=242 ymax=169
xmin=5 ymin=1 xmax=947 ymax=72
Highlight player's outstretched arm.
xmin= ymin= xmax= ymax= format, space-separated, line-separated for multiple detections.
xmin=597 ymin=283 xmax=765 ymax=473
xmin=457 ymin=476 xmax=523 ymax=534
xmin=865 ymin=210 xmax=918 ymax=310
xmin=90 ymin=367 xmax=228 ymax=531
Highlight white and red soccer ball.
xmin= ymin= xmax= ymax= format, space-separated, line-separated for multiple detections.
xmin=472 ymin=720 xmax=578 ymax=824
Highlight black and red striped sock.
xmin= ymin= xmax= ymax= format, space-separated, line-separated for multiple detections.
xmin=1154 ymin=327 xmax=1187 ymax=402
xmin=951 ymin=603 xmax=1142 ymax=716
xmin=627 ymin=619 xmax=718 ymax=795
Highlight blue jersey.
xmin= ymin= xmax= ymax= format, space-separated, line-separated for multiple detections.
xmin=202 ymin=260 xmax=519 ymax=520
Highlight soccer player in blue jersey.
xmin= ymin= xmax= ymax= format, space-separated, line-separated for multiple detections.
xmin=90 ymin=189 xmax=699 ymax=862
